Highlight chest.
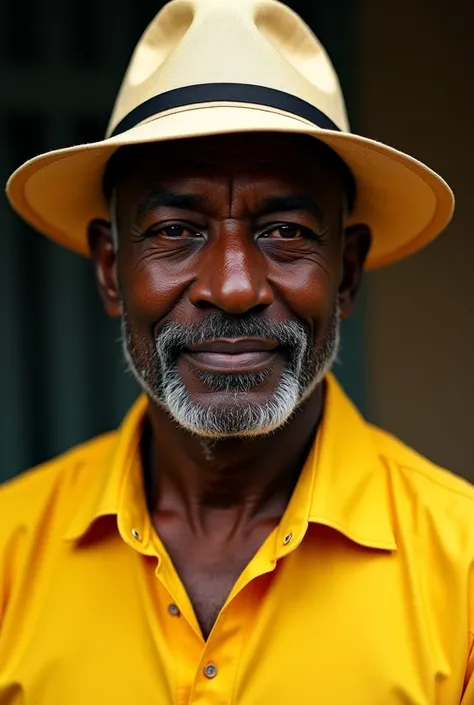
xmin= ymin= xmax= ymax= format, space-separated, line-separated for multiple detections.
xmin=171 ymin=560 xmax=243 ymax=639
xmin=154 ymin=523 xmax=275 ymax=640
xmin=166 ymin=544 xmax=267 ymax=639
xmin=0 ymin=528 xmax=465 ymax=705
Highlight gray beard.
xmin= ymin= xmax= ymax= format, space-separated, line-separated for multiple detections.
xmin=121 ymin=308 xmax=340 ymax=438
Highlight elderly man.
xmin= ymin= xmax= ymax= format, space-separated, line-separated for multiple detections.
xmin=1 ymin=1 xmax=473 ymax=703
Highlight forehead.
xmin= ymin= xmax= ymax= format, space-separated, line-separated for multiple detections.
xmin=106 ymin=132 xmax=347 ymax=198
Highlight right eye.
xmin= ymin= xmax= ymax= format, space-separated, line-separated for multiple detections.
xmin=152 ymin=224 xmax=198 ymax=238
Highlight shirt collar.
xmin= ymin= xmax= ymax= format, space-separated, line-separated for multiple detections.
xmin=63 ymin=375 xmax=396 ymax=553
xmin=274 ymin=374 xmax=396 ymax=555
xmin=63 ymin=395 xmax=150 ymax=544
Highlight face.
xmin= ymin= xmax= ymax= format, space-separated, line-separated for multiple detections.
xmin=89 ymin=133 xmax=370 ymax=438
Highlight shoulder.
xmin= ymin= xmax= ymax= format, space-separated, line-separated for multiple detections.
xmin=369 ymin=423 xmax=474 ymax=542
xmin=0 ymin=432 xmax=118 ymax=622
xmin=0 ymin=432 xmax=116 ymax=539
xmin=369 ymin=423 xmax=474 ymax=499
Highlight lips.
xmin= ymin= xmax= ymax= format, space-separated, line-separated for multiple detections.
xmin=181 ymin=338 xmax=280 ymax=373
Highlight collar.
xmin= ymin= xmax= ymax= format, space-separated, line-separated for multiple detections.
xmin=274 ymin=374 xmax=396 ymax=556
xmin=63 ymin=375 xmax=396 ymax=553
xmin=62 ymin=395 xmax=151 ymax=546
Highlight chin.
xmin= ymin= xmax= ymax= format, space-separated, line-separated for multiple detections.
xmin=161 ymin=368 xmax=303 ymax=438
xmin=170 ymin=405 xmax=297 ymax=439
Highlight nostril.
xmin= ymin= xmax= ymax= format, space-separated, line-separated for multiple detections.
xmin=194 ymin=299 xmax=218 ymax=311
xmin=192 ymin=298 xmax=270 ymax=316
xmin=251 ymin=303 xmax=270 ymax=315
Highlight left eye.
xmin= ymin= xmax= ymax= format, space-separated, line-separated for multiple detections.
xmin=259 ymin=224 xmax=308 ymax=239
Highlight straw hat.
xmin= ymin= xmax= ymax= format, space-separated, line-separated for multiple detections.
xmin=6 ymin=0 xmax=454 ymax=269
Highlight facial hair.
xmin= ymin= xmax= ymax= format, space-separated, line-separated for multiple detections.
xmin=122 ymin=307 xmax=340 ymax=438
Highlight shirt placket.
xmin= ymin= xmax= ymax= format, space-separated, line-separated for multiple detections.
xmin=187 ymin=520 xmax=306 ymax=705
xmin=118 ymin=448 xmax=311 ymax=704
xmin=154 ymin=546 xmax=262 ymax=704
xmin=154 ymin=528 xmax=282 ymax=704
xmin=186 ymin=576 xmax=271 ymax=705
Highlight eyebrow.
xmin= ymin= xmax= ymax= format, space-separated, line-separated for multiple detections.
xmin=257 ymin=195 xmax=324 ymax=221
xmin=135 ymin=189 xmax=206 ymax=219
xmin=135 ymin=190 xmax=325 ymax=222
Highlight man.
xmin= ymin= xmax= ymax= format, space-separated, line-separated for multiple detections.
xmin=1 ymin=0 xmax=473 ymax=703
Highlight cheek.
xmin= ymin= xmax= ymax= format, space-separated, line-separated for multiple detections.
xmin=117 ymin=248 xmax=196 ymax=324
xmin=268 ymin=257 xmax=341 ymax=323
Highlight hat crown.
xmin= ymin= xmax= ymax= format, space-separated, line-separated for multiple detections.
xmin=107 ymin=0 xmax=349 ymax=137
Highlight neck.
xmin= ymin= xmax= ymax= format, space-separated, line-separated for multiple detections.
xmin=142 ymin=383 xmax=325 ymax=534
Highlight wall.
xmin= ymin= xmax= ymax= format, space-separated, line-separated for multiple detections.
xmin=356 ymin=1 xmax=474 ymax=478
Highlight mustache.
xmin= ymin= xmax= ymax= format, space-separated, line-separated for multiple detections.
xmin=155 ymin=313 xmax=309 ymax=356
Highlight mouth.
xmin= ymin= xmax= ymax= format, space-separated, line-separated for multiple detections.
xmin=181 ymin=338 xmax=281 ymax=373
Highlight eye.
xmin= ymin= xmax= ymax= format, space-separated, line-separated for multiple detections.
xmin=157 ymin=224 xmax=197 ymax=238
xmin=143 ymin=222 xmax=204 ymax=239
xmin=258 ymin=223 xmax=317 ymax=240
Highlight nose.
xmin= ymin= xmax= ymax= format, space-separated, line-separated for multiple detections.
xmin=189 ymin=225 xmax=274 ymax=315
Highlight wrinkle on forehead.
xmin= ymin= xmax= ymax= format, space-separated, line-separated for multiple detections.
xmin=128 ymin=175 xmax=334 ymax=226
xmin=108 ymin=132 xmax=352 ymax=230
xmin=103 ymin=132 xmax=356 ymax=216
xmin=228 ymin=172 xmax=236 ymax=219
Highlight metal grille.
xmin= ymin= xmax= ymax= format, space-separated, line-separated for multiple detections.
xmin=0 ymin=0 xmax=150 ymax=478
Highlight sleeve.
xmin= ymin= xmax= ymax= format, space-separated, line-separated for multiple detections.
xmin=461 ymin=559 xmax=474 ymax=703
xmin=462 ymin=634 xmax=474 ymax=703
xmin=0 ymin=528 xmax=9 ymax=629
xmin=0 ymin=515 xmax=23 ymax=630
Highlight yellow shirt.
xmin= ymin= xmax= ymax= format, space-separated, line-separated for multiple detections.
xmin=1 ymin=375 xmax=474 ymax=704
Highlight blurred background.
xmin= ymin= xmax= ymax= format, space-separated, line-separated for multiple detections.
xmin=0 ymin=0 xmax=473 ymax=483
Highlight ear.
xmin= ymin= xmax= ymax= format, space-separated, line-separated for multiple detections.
xmin=338 ymin=224 xmax=371 ymax=320
xmin=87 ymin=219 xmax=122 ymax=318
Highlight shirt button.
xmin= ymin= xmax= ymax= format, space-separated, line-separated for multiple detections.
xmin=204 ymin=663 xmax=218 ymax=679
xmin=283 ymin=532 xmax=293 ymax=545
xmin=168 ymin=603 xmax=180 ymax=617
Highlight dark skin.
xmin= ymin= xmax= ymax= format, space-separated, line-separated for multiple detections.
xmin=88 ymin=132 xmax=370 ymax=639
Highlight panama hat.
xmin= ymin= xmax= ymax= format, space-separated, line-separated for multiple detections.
xmin=6 ymin=0 xmax=454 ymax=269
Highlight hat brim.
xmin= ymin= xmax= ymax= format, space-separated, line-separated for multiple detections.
xmin=6 ymin=102 xmax=454 ymax=269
